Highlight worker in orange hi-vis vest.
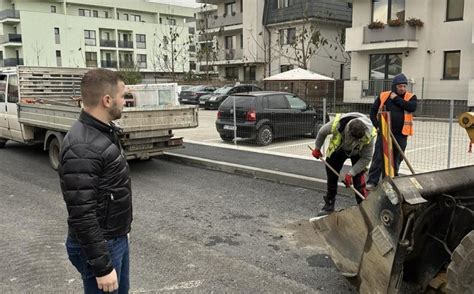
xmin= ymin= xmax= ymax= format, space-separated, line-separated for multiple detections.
xmin=366 ymin=73 xmax=417 ymax=190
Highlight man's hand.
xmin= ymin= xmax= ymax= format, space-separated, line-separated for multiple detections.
xmin=312 ymin=149 xmax=323 ymax=159
xmin=344 ymin=173 xmax=353 ymax=187
xmin=390 ymin=92 xmax=397 ymax=99
xmin=96 ymin=269 xmax=118 ymax=292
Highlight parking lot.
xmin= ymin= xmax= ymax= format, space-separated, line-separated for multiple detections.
xmin=175 ymin=108 xmax=474 ymax=173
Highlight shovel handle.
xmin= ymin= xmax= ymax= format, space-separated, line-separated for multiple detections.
xmin=308 ymin=145 xmax=366 ymax=201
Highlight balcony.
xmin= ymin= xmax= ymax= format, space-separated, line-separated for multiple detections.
xmin=215 ymin=48 xmax=243 ymax=63
xmin=119 ymin=61 xmax=135 ymax=68
xmin=0 ymin=58 xmax=23 ymax=67
xmin=198 ymin=34 xmax=213 ymax=42
xmin=101 ymin=60 xmax=117 ymax=68
xmin=0 ymin=33 xmax=22 ymax=46
xmin=118 ymin=40 xmax=133 ymax=49
xmin=346 ymin=25 xmax=418 ymax=52
xmin=207 ymin=12 xmax=243 ymax=30
xmin=100 ymin=39 xmax=116 ymax=48
xmin=0 ymin=9 xmax=20 ymax=23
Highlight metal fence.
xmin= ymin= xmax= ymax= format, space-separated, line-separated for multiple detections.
xmin=209 ymin=96 xmax=473 ymax=174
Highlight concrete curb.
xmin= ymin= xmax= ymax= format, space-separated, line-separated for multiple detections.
xmin=162 ymin=152 xmax=352 ymax=196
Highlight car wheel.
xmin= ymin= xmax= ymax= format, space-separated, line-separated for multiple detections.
xmin=256 ymin=125 xmax=273 ymax=146
xmin=220 ymin=134 xmax=233 ymax=142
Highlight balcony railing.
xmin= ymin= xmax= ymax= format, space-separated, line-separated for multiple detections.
xmin=207 ymin=12 xmax=243 ymax=29
xmin=0 ymin=33 xmax=22 ymax=44
xmin=198 ymin=34 xmax=213 ymax=42
xmin=361 ymin=79 xmax=413 ymax=97
xmin=222 ymin=48 xmax=242 ymax=61
xmin=0 ymin=9 xmax=19 ymax=21
xmin=363 ymin=25 xmax=416 ymax=44
xmin=85 ymin=60 xmax=97 ymax=67
xmin=118 ymin=40 xmax=133 ymax=49
xmin=119 ymin=61 xmax=135 ymax=68
xmin=100 ymin=39 xmax=116 ymax=47
xmin=0 ymin=58 xmax=24 ymax=67
xmin=101 ymin=60 xmax=117 ymax=68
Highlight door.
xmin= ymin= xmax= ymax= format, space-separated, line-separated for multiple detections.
xmin=264 ymin=94 xmax=290 ymax=138
xmin=6 ymin=74 xmax=22 ymax=140
xmin=285 ymin=94 xmax=313 ymax=135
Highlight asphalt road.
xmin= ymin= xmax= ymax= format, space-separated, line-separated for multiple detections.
xmin=0 ymin=141 xmax=357 ymax=293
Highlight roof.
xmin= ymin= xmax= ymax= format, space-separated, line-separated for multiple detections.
xmin=263 ymin=68 xmax=334 ymax=81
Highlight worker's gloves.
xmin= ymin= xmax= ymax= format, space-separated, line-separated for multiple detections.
xmin=344 ymin=173 xmax=353 ymax=187
xmin=312 ymin=149 xmax=322 ymax=159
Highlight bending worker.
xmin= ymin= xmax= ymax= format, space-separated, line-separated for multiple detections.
xmin=312 ymin=112 xmax=376 ymax=216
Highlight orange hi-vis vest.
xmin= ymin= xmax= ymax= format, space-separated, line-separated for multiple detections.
xmin=378 ymin=91 xmax=414 ymax=136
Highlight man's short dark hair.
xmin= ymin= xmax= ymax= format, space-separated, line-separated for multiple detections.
xmin=349 ymin=119 xmax=366 ymax=139
xmin=81 ymin=69 xmax=123 ymax=107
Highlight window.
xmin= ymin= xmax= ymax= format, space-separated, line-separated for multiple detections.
xmin=446 ymin=0 xmax=464 ymax=21
xmin=93 ymin=10 xmax=98 ymax=18
xmin=443 ymin=51 xmax=460 ymax=79
xmin=164 ymin=54 xmax=169 ymax=66
xmin=104 ymin=11 xmax=109 ymax=18
xmin=136 ymin=34 xmax=146 ymax=49
xmin=279 ymin=28 xmax=296 ymax=45
xmin=117 ymin=12 xmax=119 ymax=19
xmin=240 ymin=34 xmax=243 ymax=49
xmin=225 ymin=36 xmax=234 ymax=49
xmin=79 ymin=9 xmax=91 ymax=17
xmin=277 ymin=0 xmax=293 ymax=9
xmin=225 ymin=2 xmax=236 ymax=15
xmin=372 ymin=0 xmax=405 ymax=22
xmin=189 ymin=45 xmax=196 ymax=52
xmin=133 ymin=15 xmax=142 ymax=22
xmin=225 ymin=67 xmax=238 ymax=79
xmin=54 ymin=27 xmax=60 ymax=44
xmin=137 ymin=54 xmax=147 ymax=68
xmin=244 ymin=66 xmax=256 ymax=81
xmin=167 ymin=18 xmax=176 ymax=25
xmin=7 ymin=75 xmax=18 ymax=103
xmin=163 ymin=36 xmax=168 ymax=49
xmin=51 ymin=5 xmax=56 ymax=13
xmin=124 ymin=13 xmax=129 ymax=21
xmin=189 ymin=61 xmax=196 ymax=70
xmin=280 ymin=65 xmax=291 ymax=72
xmin=56 ymin=50 xmax=62 ymax=67
xmin=369 ymin=53 xmax=402 ymax=80
xmin=84 ymin=30 xmax=96 ymax=46
xmin=265 ymin=95 xmax=288 ymax=109
xmin=85 ymin=52 xmax=97 ymax=67
xmin=286 ymin=95 xmax=306 ymax=109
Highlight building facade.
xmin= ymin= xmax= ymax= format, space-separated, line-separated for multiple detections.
xmin=263 ymin=0 xmax=352 ymax=79
xmin=344 ymin=0 xmax=474 ymax=107
xmin=0 ymin=0 xmax=196 ymax=81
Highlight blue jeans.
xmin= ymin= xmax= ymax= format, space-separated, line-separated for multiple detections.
xmin=66 ymin=235 xmax=130 ymax=294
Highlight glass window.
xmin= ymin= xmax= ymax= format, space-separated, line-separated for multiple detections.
xmin=372 ymin=0 xmax=405 ymax=22
xmin=51 ymin=5 xmax=56 ymax=13
xmin=104 ymin=11 xmax=109 ymax=18
xmin=287 ymin=28 xmax=296 ymax=44
xmin=225 ymin=36 xmax=234 ymax=49
xmin=124 ymin=13 xmax=129 ymax=21
xmin=7 ymin=75 xmax=18 ymax=103
xmin=134 ymin=15 xmax=142 ymax=22
xmin=266 ymin=95 xmax=288 ymax=109
xmin=56 ymin=50 xmax=62 ymax=67
xmin=369 ymin=53 xmax=402 ymax=80
xmin=0 ymin=80 xmax=5 ymax=102
xmin=391 ymin=0 xmax=405 ymax=20
xmin=277 ymin=0 xmax=292 ymax=9
xmin=167 ymin=18 xmax=176 ymax=25
xmin=93 ymin=10 xmax=98 ymax=17
xmin=54 ymin=27 xmax=60 ymax=44
xmin=443 ymin=51 xmax=460 ymax=79
xmin=225 ymin=2 xmax=236 ymax=15
xmin=85 ymin=52 xmax=97 ymax=67
xmin=221 ymin=96 xmax=255 ymax=108
xmin=136 ymin=54 xmax=147 ymax=68
xmin=286 ymin=95 xmax=306 ymax=109
xmin=447 ymin=0 xmax=464 ymax=21
xmin=136 ymin=34 xmax=146 ymax=49
xmin=84 ymin=30 xmax=96 ymax=46
xmin=280 ymin=65 xmax=291 ymax=72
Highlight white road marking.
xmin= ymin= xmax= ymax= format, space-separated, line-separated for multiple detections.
xmin=405 ymin=143 xmax=448 ymax=154
xmin=132 ymin=280 xmax=203 ymax=293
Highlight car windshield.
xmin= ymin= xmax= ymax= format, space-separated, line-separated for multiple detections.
xmin=220 ymin=95 xmax=255 ymax=108
xmin=214 ymin=86 xmax=232 ymax=94
xmin=188 ymin=86 xmax=205 ymax=92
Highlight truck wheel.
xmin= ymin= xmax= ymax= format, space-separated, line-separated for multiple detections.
xmin=446 ymin=230 xmax=474 ymax=294
xmin=0 ymin=138 xmax=6 ymax=148
xmin=48 ymin=138 xmax=61 ymax=171
xmin=256 ymin=125 xmax=273 ymax=146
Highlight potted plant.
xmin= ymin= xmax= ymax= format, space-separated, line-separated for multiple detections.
xmin=406 ymin=17 xmax=424 ymax=27
xmin=387 ymin=18 xmax=403 ymax=27
xmin=368 ymin=21 xmax=385 ymax=29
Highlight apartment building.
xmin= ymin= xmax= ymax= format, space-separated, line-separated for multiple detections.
xmin=0 ymin=0 xmax=196 ymax=81
xmin=263 ymin=0 xmax=352 ymax=79
xmin=196 ymin=0 xmax=266 ymax=81
xmin=344 ymin=0 xmax=474 ymax=108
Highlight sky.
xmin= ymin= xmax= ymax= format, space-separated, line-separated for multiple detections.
xmin=150 ymin=0 xmax=201 ymax=8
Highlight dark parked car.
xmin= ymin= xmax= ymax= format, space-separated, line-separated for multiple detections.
xmin=216 ymin=92 xmax=328 ymax=145
xmin=202 ymin=84 xmax=263 ymax=109
xmin=198 ymin=84 xmax=233 ymax=108
xmin=179 ymin=85 xmax=217 ymax=105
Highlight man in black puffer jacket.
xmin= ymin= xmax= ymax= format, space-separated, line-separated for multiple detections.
xmin=59 ymin=69 xmax=132 ymax=293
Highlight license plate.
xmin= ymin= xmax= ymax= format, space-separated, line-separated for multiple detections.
xmin=200 ymin=101 xmax=205 ymax=104
xmin=209 ymin=97 xmax=217 ymax=101
xmin=181 ymin=98 xmax=187 ymax=101
xmin=128 ymin=143 xmax=153 ymax=151
xmin=223 ymin=125 xmax=236 ymax=130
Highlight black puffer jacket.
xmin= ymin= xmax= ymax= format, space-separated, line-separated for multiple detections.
xmin=59 ymin=110 xmax=132 ymax=277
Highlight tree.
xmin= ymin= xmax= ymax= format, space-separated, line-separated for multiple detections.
xmin=118 ymin=62 xmax=142 ymax=85
xmin=151 ymin=22 xmax=189 ymax=82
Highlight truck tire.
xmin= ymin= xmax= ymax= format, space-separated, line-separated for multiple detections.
xmin=48 ymin=137 xmax=61 ymax=171
xmin=446 ymin=230 xmax=474 ymax=294
xmin=256 ymin=125 xmax=273 ymax=146
xmin=0 ymin=138 xmax=6 ymax=148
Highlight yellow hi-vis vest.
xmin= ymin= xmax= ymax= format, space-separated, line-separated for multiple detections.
xmin=379 ymin=91 xmax=415 ymax=136
xmin=326 ymin=114 xmax=377 ymax=158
